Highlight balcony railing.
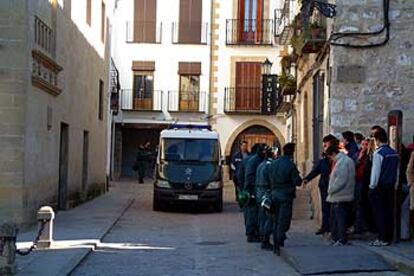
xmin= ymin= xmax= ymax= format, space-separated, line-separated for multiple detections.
xmin=224 ymin=87 xmax=262 ymax=114
xmin=120 ymin=89 xmax=163 ymax=111
xmin=226 ymin=19 xmax=273 ymax=45
xmin=274 ymin=0 xmax=295 ymax=45
xmin=292 ymin=24 xmax=327 ymax=54
xmin=172 ymin=22 xmax=208 ymax=44
xmin=34 ymin=16 xmax=55 ymax=55
xmin=126 ymin=21 xmax=162 ymax=43
xmin=167 ymin=90 xmax=207 ymax=113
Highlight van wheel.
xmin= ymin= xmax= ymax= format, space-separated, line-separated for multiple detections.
xmin=214 ymin=201 xmax=223 ymax=213
xmin=153 ymin=198 xmax=164 ymax=211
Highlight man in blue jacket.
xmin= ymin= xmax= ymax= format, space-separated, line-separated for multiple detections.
xmin=303 ymin=134 xmax=339 ymax=235
xmin=369 ymin=128 xmax=399 ymax=246
xmin=243 ymin=143 xmax=267 ymax=243
xmin=342 ymin=131 xmax=359 ymax=163
xmin=265 ymin=143 xmax=302 ymax=255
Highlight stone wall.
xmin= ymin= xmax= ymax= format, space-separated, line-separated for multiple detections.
xmin=0 ymin=0 xmax=28 ymax=225
xmin=0 ymin=0 xmax=110 ymax=226
xmin=330 ymin=0 xmax=414 ymax=142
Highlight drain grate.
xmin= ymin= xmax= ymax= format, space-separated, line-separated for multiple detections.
xmin=196 ymin=241 xmax=228 ymax=246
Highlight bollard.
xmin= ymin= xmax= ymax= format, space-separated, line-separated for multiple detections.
xmin=36 ymin=206 xmax=55 ymax=249
xmin=0 ymin=223 xmax=17 ymax=275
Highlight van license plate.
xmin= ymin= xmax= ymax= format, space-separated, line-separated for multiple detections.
xmin=178 ymin=195 xmax=198 ymax=200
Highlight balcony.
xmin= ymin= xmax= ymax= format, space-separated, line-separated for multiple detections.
xmin=291 ymin=22 xmax=327 ymax=54
xmin=167 ymin=91 xmax=207 ymax=113
xmin=172 ymin=22 xmax=208 ymax=45
xmin=126 ymin=21 xmax=162 ymax=44
xmin=34 ymin=16 xmax=55 ymax=56
xmin=120 ymin=89 xmax=163 ymax=111
xmin=224 ymin=87 xmax=263 ymax=114
xmin=274 ymin=0 xmax=296 ymax=45
xmin=226 ymin=19 xmax=273 ymax=46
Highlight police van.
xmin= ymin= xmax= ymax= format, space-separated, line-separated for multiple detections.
xmin=153 ymin=125 xmax=223 ymax=212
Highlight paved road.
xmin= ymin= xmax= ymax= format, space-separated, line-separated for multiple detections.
xmin=70 ymin=182 xmax=297 ymax=276
xmin=71 ymin=182 xmax=402 ymax=276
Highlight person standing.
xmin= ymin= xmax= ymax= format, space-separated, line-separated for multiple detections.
xmin=231 ymin=141 xmax=250 ymax=200
xmin=354 ymin=138 xmax=371 ymax=234
xmin=135 ymin=141 xmax=151 ymax=184
xmin=265 ymin=143 xmax=302 ymax=255
xmin=243 ymin=143 xmax=267 ymax=243
xmin=325 ymin=145 xmax=355 ymax=246
xmin=401 ymin=150 xmax=414 ymax=239
xmin=256 ymin=146 xmax=275 ymax=250
xmin=342 ymin=131 xmax=359 ymax=162
xmin=369 ymin=128 xmax=399 ymax=246
xmin=303 ymin=134 xmax=339 ymax=235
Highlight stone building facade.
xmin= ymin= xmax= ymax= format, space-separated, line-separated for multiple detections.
xmin=0 ymin=0 xmax=111 ymax=226
xmin=280 ymin=0 xmax=414 ymax=224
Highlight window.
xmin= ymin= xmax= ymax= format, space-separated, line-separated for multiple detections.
xmin=161 ymin=139 xmax=220 ymax=162
xmin=134 ymin=0 xmax=157 ymax=43
xmin=99 ymin=79 xmax=104 ymax=120
xmin=101 ymin=1 xmax=106 ymax=42
xmin=178 ymin=0 xmax=202 ymax=44
xmin=133 ymin=72 xmax=154 ymax=110
xmin=179 ymin=75 xmax=200 ymax=111
xmin=133 ymin=73 xmax=154 ymax=99
xmin=86 ymin=0 xmax=92 ymax=26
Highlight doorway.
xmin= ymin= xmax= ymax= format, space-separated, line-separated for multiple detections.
xmin=58 ymin=123 xmax=69 ymax=210
xmin=82 ymin=130 xmax=89 ymax=196
xmin=312 ymin=72 xmax=325 ymax=163
xmin=235 ymin=62 xmax=261 ymax=111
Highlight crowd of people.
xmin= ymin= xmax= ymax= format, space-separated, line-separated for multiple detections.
xmin=231 ymin=125 xmax=414 ymax=255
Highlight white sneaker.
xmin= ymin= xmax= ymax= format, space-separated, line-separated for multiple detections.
xmin=332 ymin=241 xmax=346 ymax=246
xmin=369 ymin=239 xmax=390 ymax=247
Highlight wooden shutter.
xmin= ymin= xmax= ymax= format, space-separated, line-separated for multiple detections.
xmin=235 ymin=62 xmax=261 ymax=110
xmin=134 ymin=0 xmax=157 ymax=42
xmin=179 ymin=0 xmax=202 ymax=44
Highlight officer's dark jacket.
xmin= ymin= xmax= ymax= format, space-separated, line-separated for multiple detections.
xmin=265 ymin=155 xmax=302 ymax=196
xmin=231 ymin=151 xmax=249 ymax=177
xmin=244 ymin=154 xmax=264 ymax=194
xmin=304 ymin=157 xmax=330 ymax=189
xmin=237 ymin=155 xmax=253 ymax=190
xmin=256 ymin=159 xmax=272 ymax=203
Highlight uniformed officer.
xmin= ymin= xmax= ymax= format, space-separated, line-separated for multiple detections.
xmin=265 ymin=143 xmax=302 ymax=255
xmin=231 ymin=141 xmax=250 ymax=200
xmin=243 ymin=143 xmax=267 ymax=243
xmin=256 ymin=146 xmax=275 ymax=250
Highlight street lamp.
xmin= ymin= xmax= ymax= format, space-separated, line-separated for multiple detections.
xmin=262 ymin=58 xmax=273 ymax=75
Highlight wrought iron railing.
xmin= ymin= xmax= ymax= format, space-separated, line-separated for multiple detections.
xmin=34 ymin=16 xmax=55 ymax=55
xmin=224 ymin=87 xmax=263 ymax=113
xmin=226 ymin=19 xmax=273 ymax=45
xmin=126 ymin=21 xmax=162 ymax=43
xmin=167 ymin=90 xmax=207 ymax=113
xmin=274 ymin=0 xmax=296 ymax=45
xmin=172 ymin=22 xmax=208 ymax=44
xmin=120 ymin=89 xmax=163 ymax=111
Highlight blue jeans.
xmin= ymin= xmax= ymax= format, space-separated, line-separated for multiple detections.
xmin=330 ymin=202 xmax=350 ymax=244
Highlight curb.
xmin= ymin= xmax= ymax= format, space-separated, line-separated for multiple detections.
xmin=65 ymin=199 xmax=135 ymax=275
xmin=357 ymin=243 xmax=414 ymax=275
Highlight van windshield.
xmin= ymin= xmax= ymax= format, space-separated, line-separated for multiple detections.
xmin=161 ymin=138 xmax=219 ymax=162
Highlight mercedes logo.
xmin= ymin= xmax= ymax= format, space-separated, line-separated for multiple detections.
xmin=184 ymin=182 xmax=192 ymax=190
xmin=185 ymin=168 xmax=192 ymax=175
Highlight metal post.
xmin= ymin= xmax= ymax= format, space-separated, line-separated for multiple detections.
xmin=36 ymin=206 xmax=55 ymax=249
xmin=0 ymin=223 xmax=17 ymax=275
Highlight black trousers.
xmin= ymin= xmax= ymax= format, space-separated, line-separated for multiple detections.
xmin=369 ymin=186 xmax=394 ymax=243
xmin=330 ymin=202 xmax=350 ymax=244
xmin=319 ymin=184 xmax=330 ymax=232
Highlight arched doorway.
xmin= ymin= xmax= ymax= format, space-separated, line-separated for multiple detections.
xmin=229 ymin=125 xmax=281 ymax=160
